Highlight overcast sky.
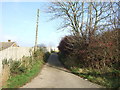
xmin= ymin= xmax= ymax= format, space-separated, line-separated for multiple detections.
xmin=0 ymin=2 xmax=69 ymax=47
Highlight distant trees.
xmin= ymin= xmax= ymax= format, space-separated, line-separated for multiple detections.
xmin=37 ymin=44 xmax=46 ymax=48
xmin=37 ymin=43 xmax=47 ymax=53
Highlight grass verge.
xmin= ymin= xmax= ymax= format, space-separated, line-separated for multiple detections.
xmin=70 ymin=67 xmax=120 ymax=88
xmin=3 ymin=60 xmax=44 ymax=88
xmin=59 ymin=56 xmax=120 ymax=88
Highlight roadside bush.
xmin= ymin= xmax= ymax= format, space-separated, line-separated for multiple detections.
xmin=43 ymin=52 xmax=51 ymax=62
xmin=10 ymin=61 xmax=27 ymax=75
xmin=58 ymin=35 xmax=76 ymax=56
xmin=33 ymin=48 xmax=44 ymax=60
xmin=86 ymin=29 xmax=119 ymax=70
xmin=58 ymin=29 xmax=119 ymax=70
xmin=2 ymin=59 xmax=9 ymax=68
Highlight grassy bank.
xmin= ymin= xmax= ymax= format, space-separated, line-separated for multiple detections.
xmin=70 ymin=67 xmax=120 ymax=88
xmin=2 ymin=48 xmax=51 ymax=88
xmin=3 ymin=60 xmax=44 ymax=88
xmin=59 ymin=55 xmax=120 ymax=88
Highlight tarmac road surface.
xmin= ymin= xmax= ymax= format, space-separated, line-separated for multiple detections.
xmin=22 ymin=53 xmax=102 ymax=88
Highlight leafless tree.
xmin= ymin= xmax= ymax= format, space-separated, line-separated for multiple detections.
xmin=47 ymin=2 xmax=118 ymax=42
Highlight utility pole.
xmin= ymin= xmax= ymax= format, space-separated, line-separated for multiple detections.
xmin=34 ymin=9 xmax=39 ymax=52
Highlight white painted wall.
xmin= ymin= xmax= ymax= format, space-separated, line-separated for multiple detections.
xmin=0 ymin=47 xmax=33 ymax=61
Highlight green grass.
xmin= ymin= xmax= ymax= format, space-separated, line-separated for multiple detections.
xmin=59 ymin=55 xmax=120 ymax=88
xmin=3 ymin=60 xmax=44 ymax=88
xmin=70 ymin=67 xmax=120 ymax=88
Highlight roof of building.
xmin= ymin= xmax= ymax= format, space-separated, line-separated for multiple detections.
xmin=0 ymin=41 xmax=16 ymax=50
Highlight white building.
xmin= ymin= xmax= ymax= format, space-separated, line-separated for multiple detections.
xmin=46 ymin=47 xmax=59 ymax=52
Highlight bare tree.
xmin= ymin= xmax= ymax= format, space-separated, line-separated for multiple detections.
xmin=47 ymin=2 xmax=118 ymax=42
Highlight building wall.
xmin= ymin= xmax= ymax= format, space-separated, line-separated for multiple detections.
xmin=0 ymin=47 xmax=33 ymax=61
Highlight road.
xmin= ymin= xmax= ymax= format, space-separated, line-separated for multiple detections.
xmin=22 ymin=53 xmax=102 ymax=88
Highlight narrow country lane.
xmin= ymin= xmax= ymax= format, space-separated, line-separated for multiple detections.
xmin=21 ymin=53 xmax=102 ymax=88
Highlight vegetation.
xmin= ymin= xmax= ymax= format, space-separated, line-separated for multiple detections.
xmin=58 ymin=29 xmax=120 ymax=88
xmin=2 ymin=47 xmax=51 ymax=88
xmin=70 ymin=67 xmax=120 ymax=88
xmin=3 ymin=60 xmax=43 ymax=88
xmin=43 ymin=52 xmax=51 ymax=63
xmin=48 ymin=2 xmax=119 ymax=88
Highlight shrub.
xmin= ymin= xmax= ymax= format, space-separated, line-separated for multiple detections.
xmin=58 ymin=35 xmax=77 ymax=56
xmin=2 ymin=59 xmax=9 ymax=68
xmin=43 ymin=52 xmax=51 ymax=62
xmin=10 ymin=61 xmax=27 ymax=75
xmin=58 ymin=29 xmax=119 ymax=70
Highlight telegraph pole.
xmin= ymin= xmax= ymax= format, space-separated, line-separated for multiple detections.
xmin=34 ymin=9 xmax=39 ymax=52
